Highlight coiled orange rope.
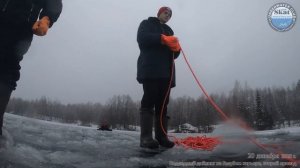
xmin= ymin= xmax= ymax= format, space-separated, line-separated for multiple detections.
xmin=173 ymin=136 xmax=221 ymax=151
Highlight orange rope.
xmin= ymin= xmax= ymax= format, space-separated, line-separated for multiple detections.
xmin=158 ymin=45 xmax=300 ymax=164
xmin=158 ymin=51 xmax=221 ymax=151
xmin=181 ymin=49 xmax=229 ymax=121
xmin=173 ymin=136 xmax=221 ymax=151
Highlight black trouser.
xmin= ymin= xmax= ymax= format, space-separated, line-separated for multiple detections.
xmin=0 ymin=82 xmax=12 ymax=130
xmin=0 ymin=22 xmax=33 ymax=90
xmin=0 ymin=23 xmax=33 ymax=131
xmin=141 ymin=79 xmax=171 ymax=116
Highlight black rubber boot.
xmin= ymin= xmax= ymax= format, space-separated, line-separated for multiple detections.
xmin=0 ymin=82 xmax=13 ymax=136
xmin=140 ymin=108 xmax=159 ymax=149
xmin=155 ymin=115 xmax=175 ymax=148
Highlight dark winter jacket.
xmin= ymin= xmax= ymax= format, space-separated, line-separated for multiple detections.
xmin=137 ymin=17 xmax=180 ymax=87
xmin=0 ymin=0 xmax=62 ymax=28
xmin=0 ymin=0 xmax=62 ymax=90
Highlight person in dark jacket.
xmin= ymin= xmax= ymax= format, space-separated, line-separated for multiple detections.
xmin=137 ymin=7 xmax=181 ymax=149
xmin=0 ymin=0 xmax=62 ymax=136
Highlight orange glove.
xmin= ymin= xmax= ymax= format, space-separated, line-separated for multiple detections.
xmin=161 ymin=34 xmax=178 ymax=45
xmin=168 ymin=40 xmax=181 ymax=52
xmin=32 ymin=16 xmax=50 ymax=36
xmin=161 ymin=34 xmax=181 ymax=52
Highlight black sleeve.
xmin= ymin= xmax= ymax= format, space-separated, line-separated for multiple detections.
xmin=40 ymin=0 xmax=63 ymax=27
xmin=137 ymin=20 xmax=162 ymax=47
xmin=174 ymin=50 xmax=181 ymax=59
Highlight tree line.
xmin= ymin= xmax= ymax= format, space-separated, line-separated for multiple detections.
xmin=6 ymin=80 xmax=300 ymax=131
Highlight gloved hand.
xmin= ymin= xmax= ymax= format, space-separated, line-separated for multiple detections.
xmin=168 ymin=41 xmax=181 ymax=52
xmin=161 ymin=34 xmax=181 ymax=52
xmin=32 ymin=16 xmax=50 ymax=36
xmin=161 ymin=34 xmax=178 ymax=45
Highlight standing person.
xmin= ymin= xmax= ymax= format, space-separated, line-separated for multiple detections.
xmin=0 ymin=0 xmax=63 ymax=136
xmin=136 ymin=7 xmax=181 ymax=149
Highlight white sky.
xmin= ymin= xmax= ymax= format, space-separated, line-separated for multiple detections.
xmin=12 ymin=0 xmax=300 ymax=104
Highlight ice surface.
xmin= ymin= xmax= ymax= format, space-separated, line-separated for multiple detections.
xmin=1 ymin=113 xmax=299 ymax=168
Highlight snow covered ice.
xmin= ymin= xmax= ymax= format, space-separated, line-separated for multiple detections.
xmin=1 ymin=113 xmax=300 ymax=168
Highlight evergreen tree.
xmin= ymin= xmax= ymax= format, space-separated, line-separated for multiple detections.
xmin=255 ymin=90 xmax=264 ymax=130
xmin=294 ymin=80 xmax=300 ymax=120
xmin=255 ymin=90 xmax=274 ymax=130
xmin=238 ymin=101 xmax=253 ymax=126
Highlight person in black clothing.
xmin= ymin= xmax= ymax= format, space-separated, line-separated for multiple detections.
xmin=137 ymin=7 xmax=181 ymax=149
xmin=0 ymin=0 xmax=62 ymax=136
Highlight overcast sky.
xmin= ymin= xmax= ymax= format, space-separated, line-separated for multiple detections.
xmin=12 ymin=0 xmax=300 ymax=104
